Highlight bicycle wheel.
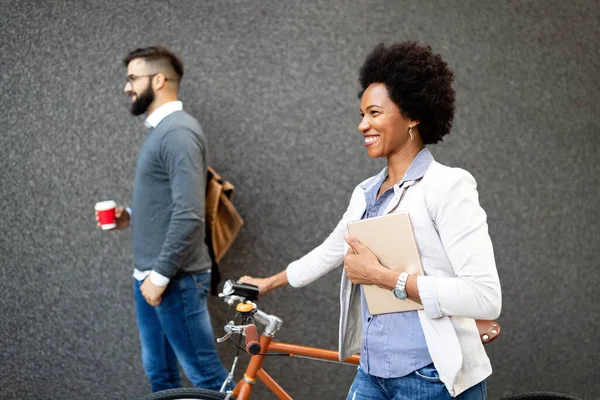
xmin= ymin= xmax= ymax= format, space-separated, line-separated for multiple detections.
xmin=136 ymin=388 xmax=235 ymax=400
xmin=500 ymin=392 xmax=582 ymax=400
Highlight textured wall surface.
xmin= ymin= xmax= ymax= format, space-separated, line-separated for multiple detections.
xmin=1 ymin=0 xmax=598 ymax=399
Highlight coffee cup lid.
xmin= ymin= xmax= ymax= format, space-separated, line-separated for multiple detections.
xmin=95 ymin=200 xmax=117 ymax=211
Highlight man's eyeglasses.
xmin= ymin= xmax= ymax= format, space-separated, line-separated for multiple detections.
xmin=126 ymin=74 xmax=178 ymax=85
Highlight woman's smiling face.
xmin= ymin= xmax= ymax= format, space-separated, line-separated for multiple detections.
xmin=358 ymin=83 xmax=415 ymax=159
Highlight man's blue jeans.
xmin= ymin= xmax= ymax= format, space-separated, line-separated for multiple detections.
xmin=346 ymin=364 xmax=486 ymax=400
xmin=134 ymin=271 xmax=229 ymax=392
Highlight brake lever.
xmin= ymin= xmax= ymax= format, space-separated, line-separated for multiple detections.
xmin=217 ymin=321 xmax=257 ymax=343
xmin=217 ymin=331 xmax=233 ymax=343
xmin=220 ymin=294 xmax=247 ymax=306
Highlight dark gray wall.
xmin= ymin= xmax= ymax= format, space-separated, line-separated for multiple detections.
xmin=1 ymin=0 xmax=598 ymax=399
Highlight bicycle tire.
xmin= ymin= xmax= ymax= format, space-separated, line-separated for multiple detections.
xmin=136 ymin=388 xmax=235 ymax=400
xmin=500 ymin=392 xmax=582 ymax=400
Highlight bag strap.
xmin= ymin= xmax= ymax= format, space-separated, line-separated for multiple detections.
xmin=207 ymin=236 xmax=220 ymax=296
xmin=207 ymin=166 xmax=235 ymax=199
xmin=206 ymin=166 xmax=221 ymax=296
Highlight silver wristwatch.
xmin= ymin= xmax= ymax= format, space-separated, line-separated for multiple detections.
xmin=392 ymin=272 xmax=409 ymax=300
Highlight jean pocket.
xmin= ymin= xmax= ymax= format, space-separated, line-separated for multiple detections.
xmin=414 ymin=363 xmax=442 ymax=382
xmin=191 ymin=271 xmax=211 ymax=290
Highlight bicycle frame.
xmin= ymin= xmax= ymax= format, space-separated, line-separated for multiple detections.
xmin=232 ymin=333 xmax=359 ymax=400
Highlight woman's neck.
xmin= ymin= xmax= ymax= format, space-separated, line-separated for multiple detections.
xmin=386 ymin=144 xmax=424 ymax=184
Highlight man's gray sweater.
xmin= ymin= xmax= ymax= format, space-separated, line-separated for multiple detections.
xmin=131 ymin=110 xmax=212 ymax=278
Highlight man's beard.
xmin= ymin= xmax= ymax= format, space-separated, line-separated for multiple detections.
xmin=129 ymin=86 xmax=155 ymax=116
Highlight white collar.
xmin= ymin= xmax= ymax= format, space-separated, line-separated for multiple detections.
xmin=144 ymin=101 xmax=183 ymax=128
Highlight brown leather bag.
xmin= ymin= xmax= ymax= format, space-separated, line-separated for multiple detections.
xmin=476 ymin=320 xmax=501 ymax=344
xmin=205 ymin=166 xmax=244 ymax=294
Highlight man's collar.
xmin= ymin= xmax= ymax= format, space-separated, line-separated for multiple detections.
xmin=144 ymin=101 xmax=183 ymax=128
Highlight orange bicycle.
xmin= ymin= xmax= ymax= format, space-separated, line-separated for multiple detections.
xmin=136 ymin=280 xmax=580 ymax=400
xmin=137 ymin=280 xmax=518 ymax=400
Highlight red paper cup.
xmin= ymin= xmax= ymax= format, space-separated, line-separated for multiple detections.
xmin=95 ymin=200 xmax=117 ymax=230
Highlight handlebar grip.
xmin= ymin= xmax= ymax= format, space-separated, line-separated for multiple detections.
xmin=244 ymin=324 xmax=261 ymax=355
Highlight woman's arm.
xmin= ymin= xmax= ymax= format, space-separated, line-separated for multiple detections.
xmin=417 ymin=169 xmax=502 ymax=320
xmin=240 ymin=187 xmax=363 ymax=295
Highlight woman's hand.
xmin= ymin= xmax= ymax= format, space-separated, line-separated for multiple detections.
xmin=239 ymin=270 xmax=289 ymax=296
xmin=343 ymin=233 xmax=385 ymax=285
xmin=238 ymin=276 xmax=272 ymax=296
xmin=344 ymin=232 xmax=420 ymax=299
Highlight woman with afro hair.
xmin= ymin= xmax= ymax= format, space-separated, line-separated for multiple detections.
xmin=241 ymin=41 xmax=501 ymax=399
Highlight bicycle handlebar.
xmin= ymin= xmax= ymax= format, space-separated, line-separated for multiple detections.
xmin=244 ymin=324 xmax=261 ymax=355
xmin=217 ymin=280 xmax=283 ymax=353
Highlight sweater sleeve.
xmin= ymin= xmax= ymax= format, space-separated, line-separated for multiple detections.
xmin=151 ymin=128 xmax=206 ymax=279
xmin=417 ymin=169 xmax=502 ymax=320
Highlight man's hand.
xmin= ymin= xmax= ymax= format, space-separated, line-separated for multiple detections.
xmin=140 ymin=278 xmax=167 ymax=307
xmin=96 ymin=206 xmax=130 ymax=230
xmin=343 ymin=232 xmax=385 ymax=285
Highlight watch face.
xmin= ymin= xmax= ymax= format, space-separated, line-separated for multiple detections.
xmin=393 ymin=288 xmax=407 ymax=300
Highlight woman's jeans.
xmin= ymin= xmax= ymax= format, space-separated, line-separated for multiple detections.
xmin=134 ymin=271 xmax=229 ymax=392
xmin=346 ymin=364 xmax=486 ymax=400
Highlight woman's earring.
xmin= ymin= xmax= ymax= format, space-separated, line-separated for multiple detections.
xmin=409 ymin=126 xmax=414 ymax=141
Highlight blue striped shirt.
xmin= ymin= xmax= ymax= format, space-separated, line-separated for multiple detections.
xmin=359 ymin=147 xmax=433 ymax=378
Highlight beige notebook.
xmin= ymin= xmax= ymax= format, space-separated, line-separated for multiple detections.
xmin=347 ymin=212 xmax=424 ymax=315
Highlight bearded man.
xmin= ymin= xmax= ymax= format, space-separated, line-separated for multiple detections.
xmin=98 ymin=47 xmax=229 ymax=392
